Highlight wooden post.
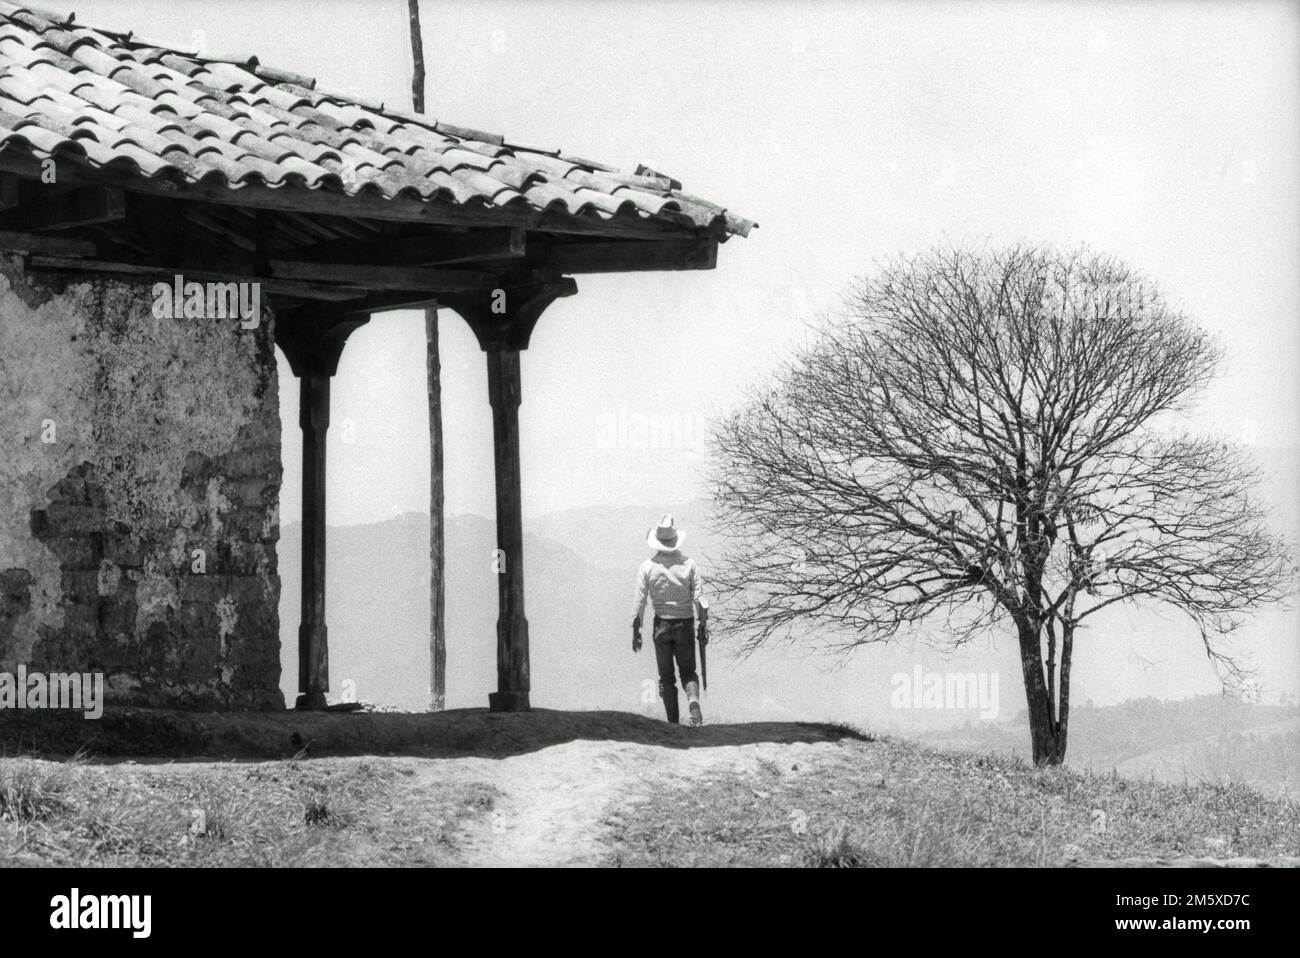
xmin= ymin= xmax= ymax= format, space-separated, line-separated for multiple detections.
xmin=427 ymin=308 xmax=446 ymax=712
xmin=275 ymin=305 xmax=369 ymax=712
xmin=297 ymin=371 xmax=330 ymax=710
xmin=407 ymin=0 xmax=426 ymax=114
xmin=486 ymin=348 xmax=528 ymax=711
xmin=406 ymin=0 xmax=447 ymax=712
xmin=441 ymin=277 xmax=576 ymax=712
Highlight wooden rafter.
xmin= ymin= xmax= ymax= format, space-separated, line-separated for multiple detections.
xmin=291 ymin=227 xmax=526 ymax=268
xmin=544 ymin=238 xmax=717 ymax=273
xmin=0 ymin=185 xmax=125 ymax=232
xmin=268 ymin=260 xmax=496 ymax=291
xmin=25 ymin=255 xmax=368 ymax=301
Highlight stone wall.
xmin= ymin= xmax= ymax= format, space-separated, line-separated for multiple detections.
xmin=0 ymin=255 xmax=283 ymax=709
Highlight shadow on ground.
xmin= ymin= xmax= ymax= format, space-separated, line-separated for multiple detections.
xmin=0 ymin=707 xmax=870 ymax=761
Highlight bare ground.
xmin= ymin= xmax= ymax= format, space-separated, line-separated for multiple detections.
xmin=0 ymin=706 xmax=861 ymax=760
xmin=428 ymin=739 xmax=844 ymax=866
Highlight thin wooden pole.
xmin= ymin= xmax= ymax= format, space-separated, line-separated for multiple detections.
xmin=407 ymin=0 xmax=426 ymax=113
xmin=427 ymin=307 xmax=446 ymax=711
xmin=407 ymin=0 xmax=447 ymax=711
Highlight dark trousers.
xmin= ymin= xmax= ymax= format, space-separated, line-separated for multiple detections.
xmin=653 ymin=616 xmax=697 ymax=722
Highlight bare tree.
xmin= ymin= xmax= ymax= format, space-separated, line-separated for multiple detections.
xmin=710 ymin=246 xmax=1294 ymax=765
xmin=407 ymin=0 xmax=446 ymax=711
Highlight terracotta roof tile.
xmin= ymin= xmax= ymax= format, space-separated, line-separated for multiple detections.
xmin=252 ymin=82 xmax=312 ymax=113
xmin=193 ymin=60 xmax=264 ymax=92
xmin=109 ymin=122 xmax=180 ymax=156
xmin=6 ymin=119 xmax=63 ymax=152
xmin=112 ymin=139 xmax=177 ymax=176
xmin=0 ymin=6 xmax=754 ymax=237
xmin=185 ymin=149 xmax=256 ymax=185
xmin=158 ymin=52 xmax=205 ymax=77
xmin=339 ymin=140 xmax=400 ymax=171
xmin=278 ymin=154 xmax=340 ymax=190
xmin=67 ymin=41 xmax=119 ymax=75
xmin=70 ymin=102 xmax=129 ymax=132
xmin=253 ymin=63 xmax=314 ymax=89
xmin=150 ymin=149 xmax=225 ymax=185
xmin=113 ymin=102 xmax=180 ymax=133
xmin=0 ymin=70 xmax=42 ymax=103
xmin=35 ymin=26 xmax=91 ymax=55
xmin=112 ymin=64 xmax=171 ymax=101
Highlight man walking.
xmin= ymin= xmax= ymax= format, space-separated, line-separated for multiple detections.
xmin=632 ymin=515 xmax=709 ymax=725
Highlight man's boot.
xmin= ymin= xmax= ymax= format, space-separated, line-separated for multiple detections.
xmin=685 ymin=680 xmax=703 ymax=726
xmin=660 ymin=681 xmax=680 ymax=724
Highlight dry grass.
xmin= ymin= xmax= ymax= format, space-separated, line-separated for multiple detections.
xmin=6 ymin=724 xmax=1295 ymax=867
xmin=606 ymin=736 xmax=1300 ymax=866
xmin=0 ymin=754 xmax=497 ymax=866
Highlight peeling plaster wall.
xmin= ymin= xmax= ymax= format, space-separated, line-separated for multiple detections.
xmin=0 ymin=255 xmax=283 ymax=709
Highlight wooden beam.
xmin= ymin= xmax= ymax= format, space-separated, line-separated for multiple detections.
xmin=291 ymin=227 xmax=526 ymax=267
xmin=0 ymin=186 xmax=125 ymax=232
xmin=0 ymin=154 xmax=704 ymax=240
xmin=0 ymin=230 xmax=96 ymax=256
xmin=546 ymin=238 xmax=717 ymax=273
xmin=126 ymin=193 xmax=185 ymax=263
xmin=180 ymin=206 xmax=256 ymax=250
xmin=0 ymin=175 xmax=18 ymax=212
xmin=25 ymin=255 xmax=367 ymax=301
xmin=255 ymin=209 xmax=277 ymax=271
xmin=344 ymin=292 xmax=442 ymax=315
xmin=268 ymin=259 xmax=497 ymax=291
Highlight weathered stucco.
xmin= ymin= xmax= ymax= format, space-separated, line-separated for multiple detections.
xmin=0 ymin=254 xmax=282 ymax=709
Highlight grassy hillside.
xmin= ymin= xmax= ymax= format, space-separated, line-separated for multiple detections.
xmin=0 ymin=754 xmax=494 ymax=866
xmin=606 ymin=734 xmax=1300 ymax=867
xmin=4 ymin=721 xmax=1296 ymax=867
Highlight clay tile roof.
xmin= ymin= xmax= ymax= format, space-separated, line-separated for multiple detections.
xmin=0 ymin=3 xmax=755 ymax=238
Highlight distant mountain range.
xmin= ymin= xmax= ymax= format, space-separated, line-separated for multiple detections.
xmin=916 ymin=696 xmax=1299 ymax=796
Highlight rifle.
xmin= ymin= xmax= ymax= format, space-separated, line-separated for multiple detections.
xmin=696 ymin=619 xmax=709 ymax=691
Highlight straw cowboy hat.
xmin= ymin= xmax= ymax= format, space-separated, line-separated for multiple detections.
xmin=647 ymin=514 xmax=685 ymax=552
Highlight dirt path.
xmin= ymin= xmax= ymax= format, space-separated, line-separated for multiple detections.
xmin=416 ymin=739 xmax=843 ymax=866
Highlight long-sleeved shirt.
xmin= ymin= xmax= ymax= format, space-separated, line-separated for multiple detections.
xmin=632 ymin=552 xmax=709 ymax=621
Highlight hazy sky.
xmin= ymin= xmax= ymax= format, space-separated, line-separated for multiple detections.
xmin=77 ymin=0 xmax=1300 ymax=528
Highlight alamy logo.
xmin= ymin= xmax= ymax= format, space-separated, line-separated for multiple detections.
xmin=151 ymin=274 xmax=261 ymax=328
xmin=49 ymin=889 xmax=151 ymax=938
xmin=890 ymin=664 xmax=999 ymax=719
xmin=0 ymin=666 xmax=103 ymax=719
xmin=594 ymin=404 xmax=707 ymax=454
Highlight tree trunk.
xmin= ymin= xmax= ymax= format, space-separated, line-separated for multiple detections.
xmin=1056 ymin=621 xmax=1074 ymax=760
xmin=1016 ymin=619 xmax=1067 ymax=765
